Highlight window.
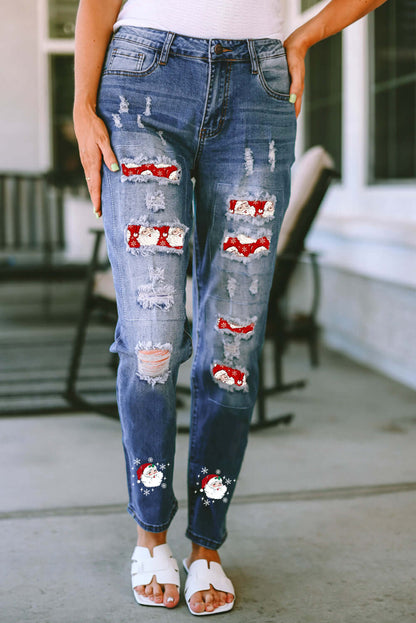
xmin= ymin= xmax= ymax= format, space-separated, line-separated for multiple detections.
xmin=47 ymin=1 xmax=84 ymax=186
xmin=370 ymin=0 xmax=416 ymax=181
xmin=303 ymin=33 xmax=342 ymax=174
xmin=50 ymin=55 xmax=84 ymax=185
xmin=49 ymin=0 xmax=78 ymax=38
xmin=301 ymin=0 xmax=322 ymax=12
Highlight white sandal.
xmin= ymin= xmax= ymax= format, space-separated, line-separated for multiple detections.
xmin=183 ymin=558 xmax=235 ymax=616
xmin=131 ymin=544 xmax=180 ymax=607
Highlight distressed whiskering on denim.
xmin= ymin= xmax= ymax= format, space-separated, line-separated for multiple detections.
xmin=226 ymin=277 xmax=237 ymax=299
xmin=158 ymin=130 xmax=166 ymax=145
xmin=137 ymin=114 xmax=145 ymax=128
xmin=119 ymin=95 xmax=129 ymax=113
xmin=244 ymin=147 xmax=254 ymax=176
xmin=268 ymin=139 xmax=276 ymax=172
xmin=112 ymin=113 xmax=122 ymax=128
xmin=144 ymin=96 xmax=152 ymax=116
xmin=135 ymin=342 xmax=172 ymax=385
xmin=222 ymin=337 xmax=241 ymax=363
xmin=136 ymin=266 xmax=175 ymax=310
xmin=249 ymin=278 xmax=259 ymax=295
xmin=145 ymin=190 xmax=166 ymax=212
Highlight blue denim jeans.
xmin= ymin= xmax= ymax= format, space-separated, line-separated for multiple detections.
xmin=97 ymin=26 xmax=296 ymax=550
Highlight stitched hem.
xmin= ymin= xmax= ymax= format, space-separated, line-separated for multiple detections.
xmin=185 ymin=527 xmax=227 ymax=551
xmin=127 ymin=499 xmax=178 ymax=532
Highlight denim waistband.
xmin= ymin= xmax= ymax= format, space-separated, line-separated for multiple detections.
xmin=113 ymin=26 xmax=286 ymax=70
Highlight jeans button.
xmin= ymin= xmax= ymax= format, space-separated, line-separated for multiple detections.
xmin=214 ymin=43 xmax=223 ymax=54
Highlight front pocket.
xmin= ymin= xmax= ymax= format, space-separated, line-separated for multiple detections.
xmin=257 ymin=53 xmax=291 ymax=101
xmin=103 ymin=41 xmax=159 ymax=77
xmin=109 ymin=48 xmax=145 ymax=73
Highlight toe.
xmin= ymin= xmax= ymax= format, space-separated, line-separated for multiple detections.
xmin=204 ymin=591 xmax=215 ymax=612
xmin=164 ymin=584 xmax=179 ymax=608
xmin=144 ymin=583 xmax=154 ymax=600
xmin=189 ymin=591 xmax=205 ymax=614
xmin=134 ymin=585 xmax=145 ymax=596
xmin=153 ymin=587 xmax=163 ymax=604
xmin=226 ymin=592 xmax=234 ymax=603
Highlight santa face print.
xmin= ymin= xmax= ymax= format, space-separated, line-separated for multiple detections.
xmin=132 ymin=459 xmax=169 ymax=494
xmin=138 ymin=227 xmax=160 ymax=247
xmin=204 ymin=476 xmax=227 ymax=500
xmin=166 ymin=226 xmax=186 ymax=247
xmin=195 ymin=468 xmax=237 ymax=506
xmin=140 ymin=464 xmax=163 ymax=488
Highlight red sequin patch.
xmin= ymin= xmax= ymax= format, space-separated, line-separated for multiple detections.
xmin=217 ymin=317 xmax=255 ymax=335
xmin=212 ymin=364 xmax=247 ymax=387
xmin=223 ymin=235 xmax=270 ymax=257
xmin=127 ymin=224 xmax=185 ymax=250
xmin=122 ymin=163 xmax=179 ymax=180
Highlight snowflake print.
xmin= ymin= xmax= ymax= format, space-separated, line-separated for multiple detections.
xmin=161 ymin=483 xmax=167 ymax=489
xmin=160 ymin=464 xmax=166 ymax=471
xmin=222 ymin=497 xmax=228 ymax=504
xmin=215 ymin=469 xmax=221 ymax=474
xmin=133 ymin=458 xmax=141 ymax=466
xmin=225 ymin=478 xmax=232 ymax=485
xmin=201 ymin=467 xmax=209 ymax=474
xmin=203 ymin=499 xmax=210 ymax=506
xmin=143 ymin=489 xmax=150 ymax=496
xmin=148 ymin=457 xmax=154 ymax=463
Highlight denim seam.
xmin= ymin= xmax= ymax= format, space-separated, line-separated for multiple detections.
xmin=185 ymin=527 xmax=226 ymax=550
xmin=192 ymin=48 xmax=212 ymax=169
xmin=256 ymin=63 xmax=291 ymax=102
xmin=127 ymin=498 xmax=178 ymax=532
xmin=200 ymin=61 xmax=232 ymax=140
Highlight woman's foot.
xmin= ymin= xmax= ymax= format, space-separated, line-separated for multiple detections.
xmin=134 ymin=527 xmax=180 ymax=608
xmin=185 ymin=544 xmax=234 ymax=614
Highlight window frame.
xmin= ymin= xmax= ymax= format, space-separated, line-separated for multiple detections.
xmin=368 ymin=5 xmax=416 ymax=184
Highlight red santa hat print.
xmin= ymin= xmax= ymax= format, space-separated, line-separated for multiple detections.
xmin=200 ymin=474 xmax=220 ymax=492
xmin=136 ymin=463 xmax=153 ymax=481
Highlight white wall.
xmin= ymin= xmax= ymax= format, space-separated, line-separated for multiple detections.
xmin=0 ymin=1 xmax=42 ymax=172
xmin=284 ymin=2 xmax=416 ymax=389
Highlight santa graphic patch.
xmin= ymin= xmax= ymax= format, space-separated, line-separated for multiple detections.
xmin=131 ymin=458 xmax=169 ymax=494
xmin=200 ymin=474 xmax=227 ymax=500
xmin=137 ymin=463 xmax=163 ymax=487
xmin=194 ymin=467 xmax=236 ymax=506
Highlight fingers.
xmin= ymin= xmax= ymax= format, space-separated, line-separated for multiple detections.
xmin=77 ymin=115 xmax=119 ymax=218
xmin=284 ymin=39 xmax=306 ymax=119
xmin=81 ymin=142 xmax=101 ymax=215
xmin=289 ymin=70 xmax=304 ymax=119
xmin=98 ymin=134 xmax=120 ymax=175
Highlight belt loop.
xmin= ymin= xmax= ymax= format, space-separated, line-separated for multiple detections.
xmin=247 ymin=39 xmax=259 ymax=75
xmin=160 ymin=31 xmax=175 ymax=65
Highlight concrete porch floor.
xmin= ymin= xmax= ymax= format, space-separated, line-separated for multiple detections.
xmin=1 ymin=342 xmax=416 ymax=622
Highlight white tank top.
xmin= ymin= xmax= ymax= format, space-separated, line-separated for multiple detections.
xmin=113 ymin=0 xmax=285 ymax=40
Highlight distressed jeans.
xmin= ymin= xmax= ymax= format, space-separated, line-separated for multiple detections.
xmin=97 ymin=26 xmax=296 ymax=550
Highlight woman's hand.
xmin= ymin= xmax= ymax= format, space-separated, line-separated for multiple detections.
xmin=283 ymin=33 xmax=308 ymax=119
xmin=74 ymin=107 xmax=119 ymax=218
xmin=283 ymin=0 xmax=389 ymax=119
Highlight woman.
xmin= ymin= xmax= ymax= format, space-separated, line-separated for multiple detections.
xmin=73 ymin=0 xmax=387 ymax=615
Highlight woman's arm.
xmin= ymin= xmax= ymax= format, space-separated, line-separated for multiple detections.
xmin=284 ymin=0 xmax=390 ymax=118
xmin=73 ymin=0 xmax=123 ymax=216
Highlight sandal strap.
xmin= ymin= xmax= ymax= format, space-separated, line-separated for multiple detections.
xmin=184 ymin=559 xmax=235 ymax=603
xmin=131 ymin=544 xmax=180 ymax=589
